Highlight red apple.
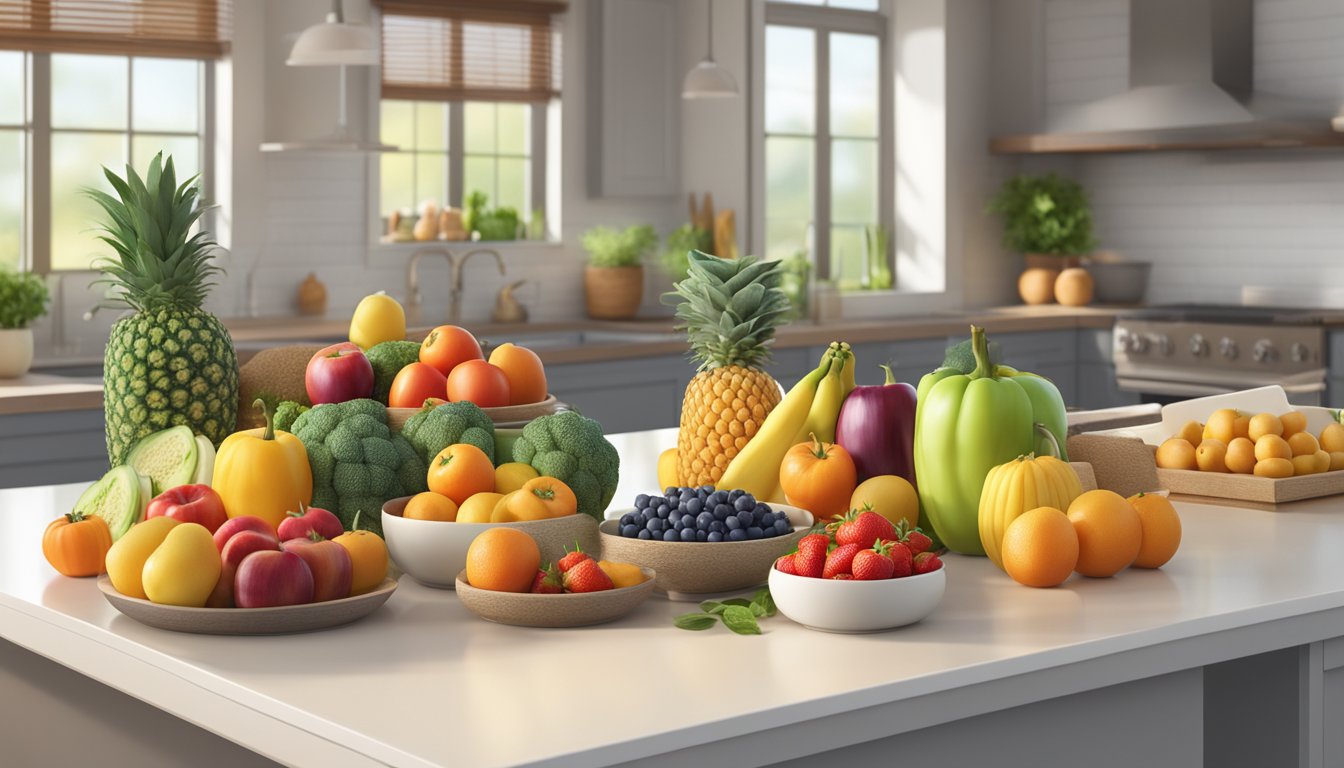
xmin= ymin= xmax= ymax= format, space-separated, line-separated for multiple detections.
xmin=146 ymin=484 xmax=228 ymax=533
xmin=276 ymin=506 xmax=344 ymax=542
xmin=283 ymin=536 xmax=353 ymax=602
xmin=235 ymin=550 xmax=315 ymax=608
xmin=206 ymin=530 xmax=281 ymax=608
xmin=305 ymin=342 xmax=374 ymax=405
xmin=214 ymin=515 xmax=279 ymax=552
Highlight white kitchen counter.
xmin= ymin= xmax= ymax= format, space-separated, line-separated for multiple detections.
xmin=3 ymin=428 xmax=1344 ymax=766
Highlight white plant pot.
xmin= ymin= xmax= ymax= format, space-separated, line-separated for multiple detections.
xmin=0 ymin=327 xmax=34 ymax=378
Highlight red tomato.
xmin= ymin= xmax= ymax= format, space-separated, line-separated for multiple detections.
xmin=447 ymin=360 xmax=511 ymax=408
xmin=388 ymin=362 xmax=449 ymax=408
xmin=419 ymin=325 xmax=483 ymax=377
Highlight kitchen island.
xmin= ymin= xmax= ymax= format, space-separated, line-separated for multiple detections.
xmin=2 ymin=428 xmax=1343 ymax=767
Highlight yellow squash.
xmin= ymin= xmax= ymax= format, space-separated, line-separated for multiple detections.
xmin=212 ymin=399 xmax=314 ymax=532
xmin=978 ymin=453 xmax=1083 ymax=569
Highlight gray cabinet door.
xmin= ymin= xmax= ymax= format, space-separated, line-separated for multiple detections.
xmin=0 ymin=410 xmax=107 ymax=489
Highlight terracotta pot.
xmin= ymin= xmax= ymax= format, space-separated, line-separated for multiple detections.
xmin=584 ymin=266 xmax=644 ymax=320
xmin=0 ymin=328 xmax=34 ymax=378
xmin=1018 ymin=267 xmax=1059 ymax=305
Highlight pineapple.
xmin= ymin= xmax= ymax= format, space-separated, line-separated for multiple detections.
xmin=664 ymin=250 xmax=789 ymax=487
xmin=89 ymin=153 xmax=239 ymax=466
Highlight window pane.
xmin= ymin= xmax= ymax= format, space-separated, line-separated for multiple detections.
xmin=765 ymin=26 xmax=815 ymax=134
xmin=380 ymin=152 xmax=414 ymax=216
xmin=497 ymin=103 xmax=529 ymax=155
xmin=0 ymin=129 xmax=20 ymax=269
xmin=766 ymin=136 xmax=813 ymax=220
xmin=414 ymin=101 xmax=447 ymax=152
xmin=51 ymin=132 xmax=127 ymax=271
xmin=464 ymin=102 xmax=496 ymax=153
xmin=0 ymin=52 xmax=24 ymax=125
xmin=132 ymin=58 xmax=198 ymax=133
xmin=831 ymin=138 xmax=877 ymax=224
xmin=381 ymin=100 xmax=414 ymax=149
xmin=52 ymin=54 xmax=128 ymax=130
xmin=829 ymin=225 xmax=866 ymax=288
xmin=497 ymin=157 xmax=527 ymax=214
xmin=131 ymin=135 xmax=200 ymax=182
xmin=830 ymin=33 xmax=879 ymax=138
xmin=829 ymin=0 xmax=880 ymax=9
xmin=463 ymin=156 xmax=494 ymax=207
xmin=765 ymin=219 xmax=809 ymax=263
xmin=415 ymin=152 xmax=447 ymax=207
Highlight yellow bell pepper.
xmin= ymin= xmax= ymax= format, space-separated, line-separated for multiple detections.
xmin=213 ymin=399 xmax=313 ymax=532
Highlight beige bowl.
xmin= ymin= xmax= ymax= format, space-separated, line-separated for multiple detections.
xmin=387 ymin=394 xmax=563 ymax=431
xmin=455 ymin=567 xmax=656 ymax=627
xmin=382 ymin=497 xmax=601 ymax=589
xmin=597 ymin=504 xmax=813 ymax=600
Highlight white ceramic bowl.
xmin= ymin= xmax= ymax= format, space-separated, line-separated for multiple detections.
xmin=768 ymin=565 xmax=946 ymax=633
xmin=382 ymin=496 xmax=601 ymax=589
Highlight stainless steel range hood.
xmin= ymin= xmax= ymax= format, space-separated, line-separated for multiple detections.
xmin=991 ymin=0 xmax=1344 ymax=154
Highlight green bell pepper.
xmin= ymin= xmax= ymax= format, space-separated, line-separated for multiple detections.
xmin=913 ymin=326 xmax=1070 ymax=555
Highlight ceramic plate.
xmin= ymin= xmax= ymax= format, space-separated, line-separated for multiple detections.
xmin=97 ymin=577 xmax=398 ymax=635
xmin=454 ymin=567 xmax=656 ymax=627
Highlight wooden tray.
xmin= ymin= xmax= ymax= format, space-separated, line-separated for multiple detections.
xmin=1156 ymin=468 xmax=1344 ymax=508
xmin=98 ymin=577 xmax=398 ymax=635
xmin=388 ymin=394 xmax=563 ymax=431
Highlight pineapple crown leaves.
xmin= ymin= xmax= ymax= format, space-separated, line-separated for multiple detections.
xmin=87 ymin=152 xmax=221 ymax=314
xmin=661 ymin=250 xmax=791 ymax=371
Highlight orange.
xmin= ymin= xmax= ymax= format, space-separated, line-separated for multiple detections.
xmin=1001 ymin=506 xmax=1078 ymax=588
xmin=1254 ymin=434 xmax=1292 ymax=462
xmin=1067 ymin=490 xmax=1142 ymax=578
xmin=427 ymin=443 xmax=496 ymax=505
xmin=1232 ymin=414 xmax=1252 ymax=441
xmin=403 ymin=491 xmax=458 ymax=522
xmin=1175 ymin=420 xmax=1203 ymax=446
xmin=1225 ymin=437 xmax=1257 ymax=474
xmin=1195 ymin=439 xmax=1228 ymax=473
xmin=1127 ymin=492 xmax=1181 ymax=569
xmin=1247 ymin=413 xmax=1283 ymax=442
xmin=1311 ymin=450 xmax=1330 ymax=474
xmin=1330 ymin=452 xmax=1344 ymax=472
xmin=1155 ymin=438 xmax=1197 ymax=470
xmin=1203 ymin=409 xmax=1241 ymax=444
xmin=1280 ymin=410 xmax=1308 ymax=437
xmin=1287 ymin=431 xmax=1319 ymax=457
xmin=487 ymin=343 xmax=548 ymax=406
xmin=1253 ymin=458 xmax=1293 ymax=478
xmin=1320 ymin=423 xmax=1344 ymax=453
xmin=457 ymin=492 xmax=504 ymax=523
xmin=465 ymin=527 xmax=540 ymax=592
xmin=1291 ymin=453 xmax=1321 ymax=476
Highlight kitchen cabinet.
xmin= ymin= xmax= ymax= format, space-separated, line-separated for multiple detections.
xmin=585 ymin=0 xmax=680 ymax=198
xmin=0 ymin=409 xmax=106 ymax=488
xmin=1076 ymin=329 xmax=1140 ymax=411
xmin=1327 ymin=331 xmax=1344 ymax=407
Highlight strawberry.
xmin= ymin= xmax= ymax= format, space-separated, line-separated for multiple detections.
xmin=835 ymin=509 xmax=896 ymax=549
xmin=557 ymin=544 xmax=592 ymax=573
xmin=913 ymin=551 xmax=943 ymax=575
xmin=775 ymin=553 xmax=799 ymax=575
xmin=893 ymin=519 xmax=934 ymax=555
xmin=823 ymin=543 xmax=861 ymax=579
xmin=852 ymin=541 xmax=896 ymax=580
xmin=886 ymin=539 xmax=913 ymax=578
xmin=831 ymin=573 xmax=853 ymax=580
xmin=562 ymin=559 xmax=614 ymax=593
xmin=530 ymin=564 xmax=563 ymax=594
xmin=794 ymin=533 xmax=830 ymax=578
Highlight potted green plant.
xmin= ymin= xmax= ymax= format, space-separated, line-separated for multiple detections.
xmin=0 ymin=267 xmax=50 ymax=378
xmin=988 ymin=173 xmax=1097 ymax=304
xmin=658 ymin=224 xmax=712 ymax=281
xmin=582 ymin=224 xmax=658 ymax=319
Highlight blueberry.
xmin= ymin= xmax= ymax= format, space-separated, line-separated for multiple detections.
xmin=646 ymin=518 xmax=662 ymax=533
xmin=696 ymin=512 xmax=715 ymax=529
xmin=727 ymin=528 xmax=747 ymax=542
xmin=710 ymin=490 xmax=729 ymax=505
xmin=673 ymin=520 xmax=685 ymax=532
xmin=700 ymin=484 xmax=715 ymax=495
xmin=619 ymin=514 xmax=634 ymax=527
xmin=773 ymin=518 xmax=792 ymax=535
xmin=707 ymin=531 xmax=724 ymax=542
xmin=665 ymin=486 xmax=678 ymax=498
xmin=759 ymin=512 xmax=776 ymax=528
xmin=634 ymin=494 xmax=650 ymax=509
xmin=725 ymin=516 xmax=742 ymax=531
xmin=714 ymin=503 xmax=733 ymax=520
xmin=663 ymin=529 xmax=679 ymax=542
xmin=622 ymin=524 xmax=639 ymax=538
xmin=739 ymin=493 xmax=756 ymax=507
xmin=656 ymin=503 xmax=671 ymax=517
xmin=680 ymin=527 xmax=697 ymax=542
xmin=761 ymin=526 xmax=778 ymax=538
xmin=736 ymin=511 xmax=754 ymax=528
xmin=753 ymin=503 xmax=770 ymax=516
xmin=746 ymin=526 xmax=764 ymax=540
xmin=709 ymin=521 xmax=725 ymax=534
xmin=681 ymin=514 xmax=696 ymax=528
xmin=637 ymin=529 xmax=653 ymax=540
xmin=686 ymin=498 xmax=703 ymax=516
xmin=734 ymin=496 xmax=754 ymax=513
xmin=728 ymin=489 xmax=744 ymax=501
xmin=696 ymin=530 xmax=709 ymax=542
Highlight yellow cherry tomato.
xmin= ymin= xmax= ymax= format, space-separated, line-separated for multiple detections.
xmin=494 ymin=462 xmax=540 ymax=495
xmin=458 ymin=492 xmax=504 ymax=523
xmin=141 ymin=523 xmax=220 ymax=607
xmin=333 ymin=525 xmax=388 ymax=595
xmin=493 ymin=477 xmax=578 ymax=521
xmin=105 ymin=517 xmax=181 ymax=599
xmin=403 ymin=491 xmax=458 ymax=522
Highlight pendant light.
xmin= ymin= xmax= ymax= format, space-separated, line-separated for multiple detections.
xmin=683 ymin=0 xmax=738 ymax=99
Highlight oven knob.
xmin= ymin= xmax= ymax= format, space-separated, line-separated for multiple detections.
xmin=1291 ymin=343 xmax=1310 ymax=363
xmin=1220 ymin=337 xmax=1239 ymax=360
xmin=1252 ymin=340 xmax=1278 ymax=364
xmin=1152 ymin=333 xmax=1173 ymax=356
xmin=1130 ymin=334 xmax=1149 ymax=354
xmin=1189 ymin=334 xmax=1209 ymax=357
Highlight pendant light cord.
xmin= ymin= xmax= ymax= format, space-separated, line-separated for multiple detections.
xmin=706 ymin=0 xmax=715 ymax=63
xmin=331 ymin=0 xmax=344 ymax=23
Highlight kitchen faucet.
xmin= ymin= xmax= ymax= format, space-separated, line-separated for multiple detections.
xmin=405 ymin=246 xmax=506 ymax=324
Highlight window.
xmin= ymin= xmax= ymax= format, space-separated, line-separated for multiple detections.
xmin=374 ymin=0 xmax=562 ymax=240
xmin=762 ymin=1 xmax=890 ymax=290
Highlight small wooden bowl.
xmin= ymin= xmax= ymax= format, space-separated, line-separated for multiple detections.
xmin=455 ymin=567 xmax=656 ymax=627
xmin=387 ymin=394 xmax=563 ymax=431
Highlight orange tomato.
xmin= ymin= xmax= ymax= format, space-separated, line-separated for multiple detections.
xmin=1066 ymin=490 xmax=1142 ymax=578
xmin=419 ymin=325 xmax=483 ymax=377
xmin=42 ymin=510 xmax=113 ymax=577
xmin=426 ymin=444 xmax=496 ymax=505
xmin=446 ymin=360 xmax=511 ymax=408
xmin=403 ymin=491 xmax=458 ymax=521
xmin=387 ymin=362 xmax=449 ymax=409
xmin=778 ymin=433 xmax=857 ymax=521
xmin=488 ymin=343 xmax=548 ymax=405
xmin=495 ymin=477 xmax=577 ymax=521
xmin=465 ymin=527 xmax=540 ymax=592
xmin=1127 ymin=492 xmax=1181 ymax=569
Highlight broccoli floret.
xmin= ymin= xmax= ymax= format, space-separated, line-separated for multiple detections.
xmin=940 ymin=337 xmax=1002 ymax=374
xmin=290 ymin=398 xmax=427 ymax=537
xmin=272 ymin=400 xmax=309 ymax=433
xmin=512 ymin=411 xmax=619 ymax=520
xmin=401 ymin=400 xmax=496 ymax=466
xmin=366 ymin=340 xmax=422 ymax=404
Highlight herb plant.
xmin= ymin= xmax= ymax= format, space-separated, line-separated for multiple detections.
xmin=0 ymin=268 xmax=49 ymax=329
xmin=987 ymin=173 xmax=1096 ymax=256
xmin=658 ymin=224 xmax=712 ymax=280
xmin=582 ymin=224 xmax=658 ymax=268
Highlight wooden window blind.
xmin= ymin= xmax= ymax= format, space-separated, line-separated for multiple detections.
xmin=376 ymin=0 xmax=565 ymax=103
xmin=0 ymin=0 xmax=230 ymax=59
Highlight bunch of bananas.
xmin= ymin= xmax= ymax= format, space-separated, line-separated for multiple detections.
xmin=717 ymin=342 xmax=855 ymax=502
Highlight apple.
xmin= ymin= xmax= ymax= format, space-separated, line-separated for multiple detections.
xmin=214 ymin=515 xmax=278 ymax=553
xmin=146 ymin=484 xmax=228 ymax=534
xmin=283 ymin=537 xmax=353 ymax=602
xmin=276 ymin=506 xmax=344 ymax=542
xmin=305 ymin=342 xmax=374 ymax=405
xmin=206 ymin=530 xmax=280 ymax=608
xmin=235 ymin=550 xmax=315 ymax=608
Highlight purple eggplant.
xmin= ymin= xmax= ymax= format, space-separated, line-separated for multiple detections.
xmin=835 ymin=365 xmax=918 ymax=485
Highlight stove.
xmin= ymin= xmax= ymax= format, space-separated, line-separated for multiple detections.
xmin=1112 ymin=304 xmax=1329 ymax=405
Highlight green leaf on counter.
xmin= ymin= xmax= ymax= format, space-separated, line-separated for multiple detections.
xmin=675 ymin=613 xmax=719 ymax=631
xmin=722 ymin=606 xmax=761 ymax=635
xmin=751 ymin=588 xmax=777 ymax=617
xmin=699 ymin=600 xmax=728 ymax=615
